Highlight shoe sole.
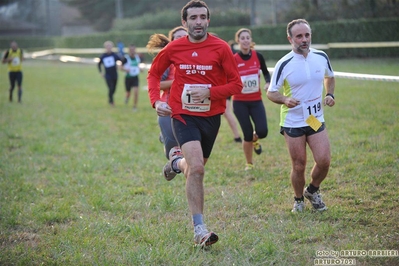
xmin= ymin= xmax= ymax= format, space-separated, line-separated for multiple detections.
xmin=196 ymin=232 xmax=219 ymax=247
xmin=163 ymin=166 xmax=177 ymax=181
xmin=164 ymin=172 xmax=176 ymax=181
xmin=313 ymin=206 xmax=328 ymax=212
xmin=163 ymin=155 xmax=183 ymax=181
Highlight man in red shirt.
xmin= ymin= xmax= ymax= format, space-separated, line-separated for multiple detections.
xmin=147 ymin=0 xmax=242 ymax=247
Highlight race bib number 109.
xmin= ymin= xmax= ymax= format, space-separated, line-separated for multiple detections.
xmin=241 ymin=74 xmax=259 ymax=94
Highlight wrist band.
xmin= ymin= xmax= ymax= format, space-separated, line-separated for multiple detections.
xmin=326 ymin=93 xmax=335 ymax=99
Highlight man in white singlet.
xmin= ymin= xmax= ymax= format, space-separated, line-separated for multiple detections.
xmin=267 ymin=19 xmax=336 ymax=213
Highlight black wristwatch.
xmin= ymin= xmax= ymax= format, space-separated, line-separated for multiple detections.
xmin=326 ymin=93 xmax=335 ymax=99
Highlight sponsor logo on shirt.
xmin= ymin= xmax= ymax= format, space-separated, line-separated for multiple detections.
xmin=192 ymin=51 xmax=198 ymax=57
xmin=179 ymin=64 xmax=213 ymax=71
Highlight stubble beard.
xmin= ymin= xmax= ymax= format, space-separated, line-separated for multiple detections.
xmin=296 ymin=42 xmax=310 ymax=55
xmin=189 ymin=25 xmax=207 ymax=41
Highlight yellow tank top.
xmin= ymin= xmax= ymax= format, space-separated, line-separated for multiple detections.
xmin=7 ymin=48 xmax=23 ymax=72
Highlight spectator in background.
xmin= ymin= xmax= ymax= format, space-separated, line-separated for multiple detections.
xmin=2 ymin=41 xmax=24 ymax=103
xmin=98 ymin=41 xmax=122 ymax=107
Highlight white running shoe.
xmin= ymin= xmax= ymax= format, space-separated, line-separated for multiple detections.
xmin=304 ymin=187 xmax=327 ymax=211
xmin=194 ymin=224 xmax=219 ymax=247
xmin=163 ymin=146 xmax=183 ymax=181
xmin=291 ymin=200 xmax=305 ymax=212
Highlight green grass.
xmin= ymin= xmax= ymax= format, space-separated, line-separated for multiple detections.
xmin=1 ymin=58 xmax=398 ymax=265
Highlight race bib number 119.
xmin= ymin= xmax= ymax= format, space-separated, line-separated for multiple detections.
xmin=302 ymin=96 xmax=323 ymax=131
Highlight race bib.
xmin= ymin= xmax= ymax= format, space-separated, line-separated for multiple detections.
xmin=181 ymin=84 xmax=211 ymax=112
xmin=302 ymin=95 xmax=323 ymax=131
xmin=129 ymin=66 xmax=140 ymax=76
xmin=241 ymin=74 xmax=259 ymax=94
xmin=12 ymin=57 xmax=20 ymax=66
xmin=11 ymin=57 xmax=21 ymax=66
xmin=103 ymin=56 xmax=116 ymax=68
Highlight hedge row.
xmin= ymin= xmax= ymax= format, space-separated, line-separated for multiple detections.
xmin=1 ymin=18 xmax=398 ymax=60
xmin=113 ymin=9 xmax=250 ymax=31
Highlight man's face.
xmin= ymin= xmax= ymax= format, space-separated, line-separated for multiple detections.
xmin=182 ymin=7 xmax=209 ymax=41
xmin=11 ymin=42 xmax=18 ymax=50
xmin=288 ymin=23 xmax=312 ymax=55
xmin=105 ymin=43 xmax=113 ymax=53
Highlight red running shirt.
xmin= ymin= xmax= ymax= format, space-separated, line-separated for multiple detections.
xmin=233 ymin=50 xmax=262 ymax=102
xmin=147 ymin=34 xmax=242 ymax=119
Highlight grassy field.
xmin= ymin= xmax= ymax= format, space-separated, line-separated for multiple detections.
xmin=1 ymin=58 xmax=398 ymax=265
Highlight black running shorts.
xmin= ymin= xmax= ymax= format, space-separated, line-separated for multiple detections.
xmin=172 ymin=114 xmax=221 ymax=158
xmin=9 ymin=71 xmax=22 ymax=87
xmin=280 ymin=123 xmax=325 ymax=138
xmin=125 ymin=76 xmax=139 ymax=91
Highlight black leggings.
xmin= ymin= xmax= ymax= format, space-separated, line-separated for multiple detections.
xmin=9 ymin=71 xmax=23 ymax=89
xmin=233 ymin=100 xmax=268 ymax=142
xmin=9 ymin=72 xmax=23 ymax=102
xmin=106 ymin=78 xmax=117 ymax=104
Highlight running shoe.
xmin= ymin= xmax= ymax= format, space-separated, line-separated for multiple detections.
xmin=194 ymin=224 xmax=219 ymax=247
xmin=234 ymin=137 xmax=242 ymax=143
xmin=304 ymin=187 xmax=327 ymax=211
xmin=253 ymin=141 xmax=262 ymax=155
xmin=245 ymin=163 xmax=254 ymax=171
xmin=163 ymin=146 xmax=183 ymax=181
xmin=291 ymin=200 xmax=305 ymax=212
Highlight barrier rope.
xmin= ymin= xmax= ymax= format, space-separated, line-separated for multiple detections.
xmin=25 ymin=48 xmax=399 ymax=83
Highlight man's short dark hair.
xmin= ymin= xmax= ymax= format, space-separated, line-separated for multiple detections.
xmin=181 ymin=0 xmax=210 ymax=21
xmin=287 ymin=19 xmax=311 ymax=37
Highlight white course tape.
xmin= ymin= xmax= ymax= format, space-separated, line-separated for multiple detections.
xmin=334 ymin=71 xmax=399 ymax=82
xmin=26 ymin=46 xmax=399 ymax=83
